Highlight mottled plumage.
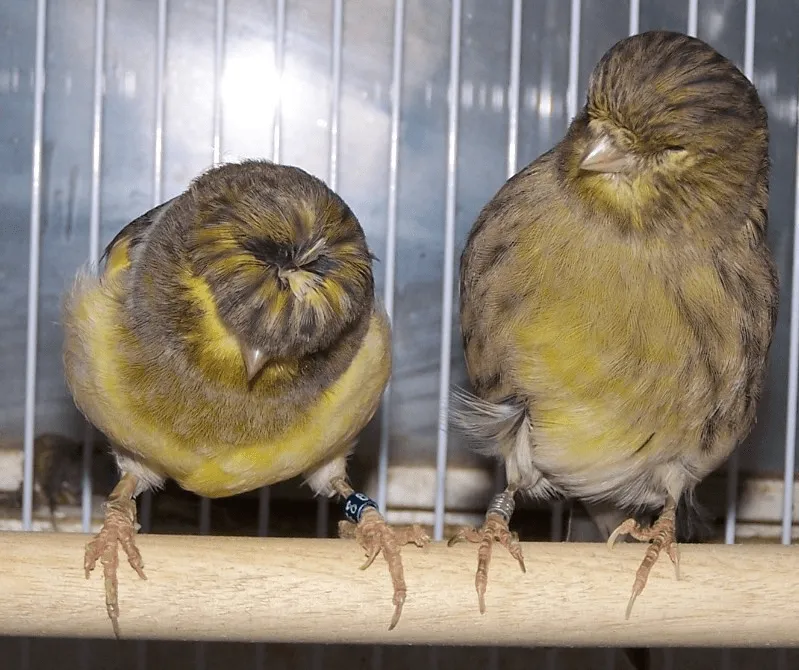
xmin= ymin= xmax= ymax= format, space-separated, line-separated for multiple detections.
xmin=63 ymin=159 xmax=427 ymax=635
xmin=452 ymin=31 xmax=778 ymax=619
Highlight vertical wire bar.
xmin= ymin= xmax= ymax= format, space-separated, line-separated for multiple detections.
xmin=628 ymin=0 xmax=639 ymax=36
xmin=777 ymin=52 xmax=799 ymax=670
xmin=722 ymin=7 xmax=757 ymax=669
xmin=724 ymin=0 xmax=757 ymax=548
xmin=433 ymin=0 xmax=462 ymax=543
xmin=550 ymin=0 xmax=583 ymax=548
xmin=138 ymin=7 xmax=167 ymax=670
xmin=256 ymin=0 xmax=286 ymax=546
xmin=211 ymin=0 xmax=225 ymax=167
xmin=271 ymin=0 xmax=286 ymax=164
xmin=82 ymin=0 xmax=107 ymax=535
xmin=200 ymin=0 xmax=226 ymax=542
xmin=490 ymin=12 xmax=522 ymax=670
xmin=20 ymin=3 xmax=47 ymax=667
xmin=376 ymin=0 xmax=406 ymax=518
xmin=199 ymin=0 xmax=226 ymax=546
xmin=312 ymin=7 xmax=343 ymax=670
xmin=22 ymin=0 xmax=48 ymax=533
xmin=255 ymin=7 xmax=285 ymax=667
xmin=686 ymin=0 xmax=698 ymax=37
xmin=781 ymin=33 xmax=799 ymax=550
xmin=328 ymin=0 xmax=343 ymax=193
xmin=81 ymin=4 xmax=107 ymax=667
xmin=197 ymin=6 xmax=225 ymax=670
xmin=314 ymin=0 xmax=344 ymax=546
xmin=506 ymin=0 xmax=522 ymax=180
xmin=566 ymin=0 xmax=581 ymax=124
xmin=142 ymin=0 xmax=168 ymax=554
xmin=153 ymin=0 xmax=168 ymax=210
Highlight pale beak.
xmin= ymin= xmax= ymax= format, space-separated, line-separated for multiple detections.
xmin=241 ymin=345 xmax=267 ymax=383
xmin=579 ymin=135 xmax=632 ymax=173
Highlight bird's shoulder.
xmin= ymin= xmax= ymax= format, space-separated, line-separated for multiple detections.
xmin=99 ymin=197 xmax=178 ymax=285
xmin=460 ymin=150 xmax=562 ymax=298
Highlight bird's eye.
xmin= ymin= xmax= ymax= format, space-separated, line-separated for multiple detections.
xmin=663 ymin=145 xmax=685 ymax=153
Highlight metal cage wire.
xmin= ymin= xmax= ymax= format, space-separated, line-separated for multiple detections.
xmin=8 ymin=0 xmax=799 ymax=667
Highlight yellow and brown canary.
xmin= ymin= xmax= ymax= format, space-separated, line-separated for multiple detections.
xmin=451 ymin=31 xmax=778 ymax=617
xmin=63 ymin=159 xmax=427 ymax=635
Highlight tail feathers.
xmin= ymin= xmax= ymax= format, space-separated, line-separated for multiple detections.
xmin=449 ymin=386 xmax=527 ymax=457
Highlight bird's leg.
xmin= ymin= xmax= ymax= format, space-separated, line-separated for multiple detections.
xmin=608 ymin=495 xmax=680 ymax=619
xmin=84 ymin=472 xmax=145 ymax=638
xmin=448 ymin=488 xmax=525 ymax=614
xmin=331 ymin=477 xmax=429 ymax=630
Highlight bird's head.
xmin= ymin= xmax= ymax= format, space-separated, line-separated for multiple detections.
xmin=560 ymin=31 xmax=768 ymax=227
xmin=178 ymin=160 xmax=374 ymax=382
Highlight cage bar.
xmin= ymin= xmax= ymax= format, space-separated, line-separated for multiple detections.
xmin=328 ymin=0 xmax=343 ymax=193
xmin=629 ymin=0 xmax=639 ymax=36
xmin=566 ymin=0 xmax=581 ymax=123
xmin=506 ymin=0 xmax=522 ymax=180
xmin=196 ymin=6 xmax=227 ymax=664
xmin=782 ymin=20 xmax=799 ymax=550
xmin=310 ymin=0 xmax=346 ymax=546
xmin=255 ymin=0 xmax=287 ymax=542
xmin=139 ymin=0 xmax=169 ymax=540
xmin=135 ymin=4 xmax=168 ymax=668
xmin=433 ymin=0 xmax=463 ymax=542
xmin=212 ymin=0 xmax=225 ymax=167
xmin=81 ymin=0 xmax=108 ymax=535
xmin=21 ymin=0 xmax=49 ymax=534
xmin=725 ymin=0 xmax=758 ymax=547
xmin=271 ymin=0 xmax=286 ymax=164
xmin=153 ymin=0 xmax=167 ymax=207
xmin=687 ymin=0 xmax=698 ymax=37
xmin=376 ymin=0 xmax=406 ymax=516
xmin=549 ymin=0 xmax=584 ymax=547
xmin=490 ymin=6 xmax=523 ymax=669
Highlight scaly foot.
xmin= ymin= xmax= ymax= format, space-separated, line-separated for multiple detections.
xmin=448 ymin=492 xmax=525 ymax=614
xmin=608 ymin=496 xmax=679 ymax=619
xmin=338 ymin=496 xmax=428 ymax=631
xmin=85 ymin=474 xmax=144 ymax=637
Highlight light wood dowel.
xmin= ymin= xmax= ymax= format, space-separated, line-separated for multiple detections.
xmin=0 ymin=532 xmax=796 ymax=646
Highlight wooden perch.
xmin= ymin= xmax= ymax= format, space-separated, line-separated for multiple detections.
xmin=0 ymin=532 xmax=797 ymax=646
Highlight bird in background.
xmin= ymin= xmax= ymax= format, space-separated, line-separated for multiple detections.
xmin=63 ymin=159 xmax=428 ymax=636
xmin=451 ymin=30 xmax=778 ymax=619
xmin=0 ymin=432 xmax=115 ymax=530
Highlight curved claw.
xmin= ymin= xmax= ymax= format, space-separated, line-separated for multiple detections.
xmin=451 ymin=514 xmax=524 ymax=615
xmin=388 ymin=597 xmax=404 ymax=631
xmin=346 ymin=511 xmax=427 ymax=631
xmin=476 ymin=582 xmax=487 ymax=615
xmin=625 ymin=584 xmax=643 ymax=620
xmin=511 ymin=550 xmax=526 ymax=573
xmin=84 ymin=495 xmax=145 ymax=640
xmin=607 ymin=519 xmax=637 ymax=549
xmin=612 ymin=498 xmax=679 ymax=620
xmin=447 ymin=532 xmax=465 ymax=547
xmin=360 ymin=546 xmax=381 ymax=570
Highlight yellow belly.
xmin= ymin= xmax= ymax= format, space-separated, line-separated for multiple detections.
xmin=63 ymin=273 xmax=391 ymax=498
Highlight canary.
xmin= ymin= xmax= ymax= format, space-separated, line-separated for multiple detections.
xmin=62 ymin=159 xmax=428 ymax=636
xmin=451 ymin=31 xmax=778 ymax=618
